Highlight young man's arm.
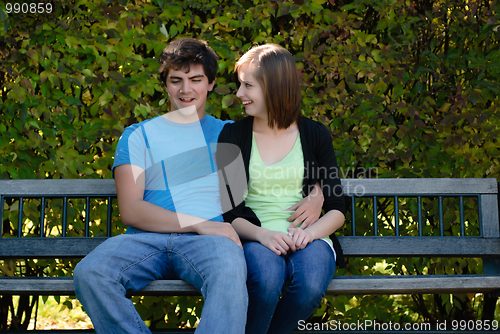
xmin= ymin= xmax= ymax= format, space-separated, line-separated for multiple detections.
xmin=114 ymin=164 xmax=242 ymax=248
xmin=286 ymin=181 xmax=324 ymax=230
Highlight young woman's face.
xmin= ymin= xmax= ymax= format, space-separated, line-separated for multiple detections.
xmin=236 ymin=65 xmax=267 ymax=120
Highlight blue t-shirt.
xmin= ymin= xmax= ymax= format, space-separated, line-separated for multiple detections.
xmin=113 ymin=114 xmax=232 ymax=232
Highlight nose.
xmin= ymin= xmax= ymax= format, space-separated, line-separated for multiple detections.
xmin=236 ymin=85 xmax=244 ymax=98
xmin=180 ymin=81 xmax=192 ymax=93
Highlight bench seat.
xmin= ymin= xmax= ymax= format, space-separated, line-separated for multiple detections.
xmin=2 ymin=274 xmax=500 ymax=297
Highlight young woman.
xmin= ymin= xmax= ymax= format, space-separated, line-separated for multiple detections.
xmin=218 ymin=44 xmax=346 ymax=334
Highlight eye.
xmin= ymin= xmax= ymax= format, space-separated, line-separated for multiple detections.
xmin=192 ymin=79 xmax=201 ymax=82
xmin=245 ymin=83 xmax=251 ymax=87
xmin=170 ymin=80 xmax=180 ymax=84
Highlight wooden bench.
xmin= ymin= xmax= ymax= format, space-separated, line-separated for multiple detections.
xmin=1 ymin=178 xmax=500 ymax=332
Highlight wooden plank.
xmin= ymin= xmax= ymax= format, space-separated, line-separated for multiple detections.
xmin=2 ymin=275 xmax=499 ymax=296
xmin=341 ymin=178 xmax=498 ymax=196
xmin=0 ymin=238 xmax=106 ymax=258
xmin=2 ymin=237 xmax=500 ymax=258
xmin=0 ymin=278 xmax=199 ymax=296
xmin=481 ymin=194 xmax=500 ymax=238
xmin=339 ymin=236 xmax=500 ymax=257
xmin=325 ymin=275 xmax=500 ymax=295
xmin=0 ymin=179 xmax=117 ymax=196
xmin=0 ymin=178 xmax=496 ymax=197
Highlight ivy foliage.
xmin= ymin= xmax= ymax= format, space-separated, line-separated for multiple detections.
xmin=1 ymin=0 xmax=500 ymax=329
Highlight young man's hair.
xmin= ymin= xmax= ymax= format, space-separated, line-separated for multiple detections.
xmin=158 ymin=38 xmax=219 ymax=86
xmin=234 ymin=44 xmax=301 ymax=129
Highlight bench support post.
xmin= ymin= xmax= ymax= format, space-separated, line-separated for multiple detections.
xmin=483 ymin=258 xmax=500 ymax=275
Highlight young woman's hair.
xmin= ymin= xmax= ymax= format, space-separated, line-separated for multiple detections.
xmin=158 ymin=38 xmax=219 ymax=86
xmin=234 ymin=44 xmax=301 ymax=129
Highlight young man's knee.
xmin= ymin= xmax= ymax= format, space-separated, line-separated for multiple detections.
xmin=74 ymin=258 xmax=94 ymax=283
xmin=74 ymin=254 xmax=108 ymax=285
xmin=213 ymin=244 xmax=247 ymax=271
xmin=219 ymin=261 xmax=247 ymax=283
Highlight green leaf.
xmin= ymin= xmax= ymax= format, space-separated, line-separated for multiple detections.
xmin=221 ymin=94 xmax=234 ymax=108
xmin=470 ymin=93 xmax=477 ymax=105
xmin=98 ymin=91 xmax=114 ymax=106
xmin=67 ymin=96 xmax=83 ymax=106
xmin=169 ymin=24 xmax=178 ymax=38
xmin=159 ymin=23 xmax=169 ymax=39
xmin=217 ymin=16 xmax=229 ymax=23
xmin=108 ymin=71 xmax=125 ymax=82
xmin=214 ymin=85 xmax=231 ymax=95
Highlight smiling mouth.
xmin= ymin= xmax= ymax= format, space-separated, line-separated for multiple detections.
xmin=242 ymin=101 xmax=252 ymax=106
xmin=180 ymin=98 xmax=195 ymax=102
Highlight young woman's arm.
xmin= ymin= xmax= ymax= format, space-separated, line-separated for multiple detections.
xmin=288 ymin=210 xmax=345 ymax=250
xmin=288 ymin=120 xmax=346 ymax=250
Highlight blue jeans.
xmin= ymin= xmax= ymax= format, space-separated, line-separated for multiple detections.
xmin=244 ymin=240 xmax=335 ymax=334
xmin=74 ymin=232 xmax=248 ymax=334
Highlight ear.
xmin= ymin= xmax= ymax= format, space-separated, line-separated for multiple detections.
xmin=208 ymin=79 xmax=215 ymax=92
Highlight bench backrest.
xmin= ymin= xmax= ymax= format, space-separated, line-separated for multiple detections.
xmin=1 ymin=178 xmax=499 ymax=259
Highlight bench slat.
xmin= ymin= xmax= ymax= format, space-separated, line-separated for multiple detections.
xmin=1 ymin=178 xmax=497 ymax=196
xmin=2 ymin=275 xmax=499 ymax=296
xmin=0 ymin=179 xmax=117 ymax=196
xmin=0 ymin=238 xmax=107 ymax=258
xmin=341 ymin=178 xmax=498 ymax=195
xmin=2 ymin=237 xmax=500 ymax=258
xmin=338 ymin=236 xmax=500 ymax=257
xmin=327 ymin=275 xmax=500 ymax=295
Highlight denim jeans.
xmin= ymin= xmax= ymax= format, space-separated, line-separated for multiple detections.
xmin=244 ymin=239 xmax=335 ymax=334
xmin=74 ymin=232 xmax=248 ymax=334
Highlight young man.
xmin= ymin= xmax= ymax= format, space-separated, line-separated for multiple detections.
xmin=74 ymin=38 xmax=248 ymax=334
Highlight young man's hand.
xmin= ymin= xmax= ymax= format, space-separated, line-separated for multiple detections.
xmin=191 ymin=221 xmax=243 ymax=249
xmin=286 ymin=182 xmax=324 ymax=231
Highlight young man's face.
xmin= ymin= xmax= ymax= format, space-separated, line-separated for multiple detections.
xmin=165 ymin=64 xmax=215 ymax=119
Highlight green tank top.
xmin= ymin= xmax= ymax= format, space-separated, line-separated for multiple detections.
xmin=245 ymin=133 xmax=333 ymax=249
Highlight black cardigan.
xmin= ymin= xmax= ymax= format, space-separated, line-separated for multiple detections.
xmin=217 ymin=116 xmax=346 ymax=268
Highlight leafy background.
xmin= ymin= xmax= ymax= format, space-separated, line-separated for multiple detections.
xmin=1 ymin=0 xmax=499 ymax=329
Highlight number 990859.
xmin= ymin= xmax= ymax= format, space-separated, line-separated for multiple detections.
xmin=6 ymin=3 xmax=53 ymax=14
xmin=452 ymin=320 xmax=499 ymax=331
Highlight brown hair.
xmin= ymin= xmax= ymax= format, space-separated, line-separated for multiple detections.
xmin=158 ymin=38 xmax=218 ymax=86
xmin=234 ymin=44 xmax=301 ymax=129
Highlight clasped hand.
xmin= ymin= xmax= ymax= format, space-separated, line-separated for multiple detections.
xmin=260 ymin=228 xmax=313 ymax=256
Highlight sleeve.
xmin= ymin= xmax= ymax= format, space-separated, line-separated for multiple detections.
xmin=313 ymin=122 xmax=347 ymax=268
xmin=217 ymin=123 xmax=261 ymax=227
xmin=315 ymin=123 xmax=346 ymax=216
xmin=112 ymin=125 xmax=147 ymax=178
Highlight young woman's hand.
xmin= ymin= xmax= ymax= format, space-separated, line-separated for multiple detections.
xmin=258 ymin=229 xmax=296 ymax=255
xmin=288 ymin=227 xmax=313 ymax=251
